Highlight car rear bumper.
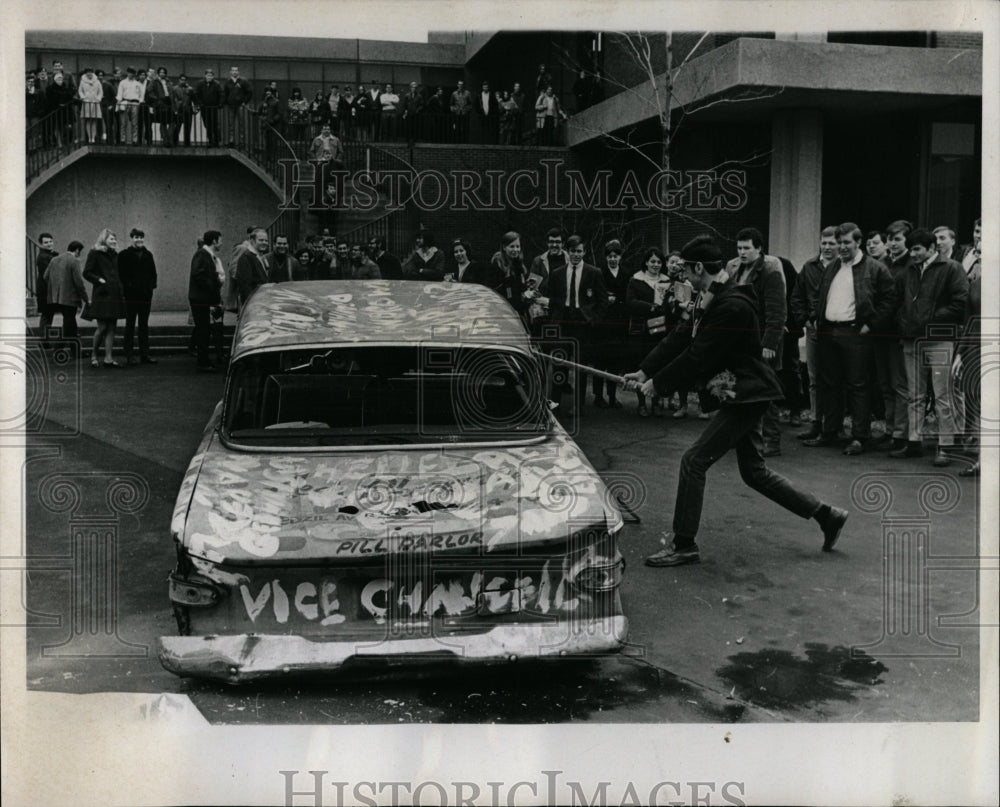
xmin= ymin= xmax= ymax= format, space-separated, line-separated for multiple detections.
xmin=159 ymin=616 xmax=628 ymax=682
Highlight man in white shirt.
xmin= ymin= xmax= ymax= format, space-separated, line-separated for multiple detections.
xmin=380 ymin=83 xmax=399 ymax=140
xmin=804 ymin=222 xmax=896 ymax=456
xmin=115 ymin=67 xmax=145 ymax=145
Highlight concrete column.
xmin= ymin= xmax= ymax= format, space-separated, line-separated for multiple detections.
xmin=768 ymin=109 xmax=823 ymax=268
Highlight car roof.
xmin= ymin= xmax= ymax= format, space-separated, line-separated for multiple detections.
xmin=232 ymin=280 xmax=531 ymax=358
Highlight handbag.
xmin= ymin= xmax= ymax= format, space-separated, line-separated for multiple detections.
xmin=80 ymin=302 xmax=95 ymax=322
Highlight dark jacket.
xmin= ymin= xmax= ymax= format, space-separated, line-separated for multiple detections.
xmin=265 ymin=253 xmax=307 ymax=282
xmin=457 ymin=260 xmax=504 ymax=290
xmin=83 ymin=248 xmax=126 ymax=320
xmin=640 ymin=283 xmax=783 ymax=406
xmin=541 ymin=262 xmax=609 ymax=325
xmin=815 ymin=253 xmax=897 ymax=333
xmin=789 ymin=255 xmax=832 ymax=328
xmin=373 ymin=251 xmax=403 ymax=280
xmin=35 ymin=248 xmax=58 ymax=303
xmin=117 ymin=245 xmax=158 ymax=301
xmin=402 ymin=248 xmax=445 ymax=281
xmin=194 ymin=78 xmax=223 ymax=108
xmin=895 ymin=254 xmax=969 ymax=339
xmin=189 ymin=246 xmax=222 ymax=305
xmin=724 ymin=254 xmax=786 ymax=352
xmin=235 ymin=249 xmax=269 ymax=307
xmin=223 ymin=76 xmax=253 ymax=107
xmin=600 ymin=264 xmax=634 ymax=333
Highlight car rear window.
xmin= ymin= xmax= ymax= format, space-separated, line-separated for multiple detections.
xmin=223 ymin=345 xmax=549 ymax=446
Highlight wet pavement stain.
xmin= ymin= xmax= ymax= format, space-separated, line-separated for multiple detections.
xmin=715 ymin=643 xmax=888 ymax=711
xmin=183 ymin=658 xmax=749 ymax=724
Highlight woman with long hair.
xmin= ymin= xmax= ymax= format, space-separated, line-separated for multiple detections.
xmin=490 ymin=231 xmax=534 ymax=318
xmin=451 ymin=238 xmax=504 ymax=288
xmin=626 ymin=246 xmax=671 ymax=416
xmin=82 ymin=228 xmax=127 ymax=368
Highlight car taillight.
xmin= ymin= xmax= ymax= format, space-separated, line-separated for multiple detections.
xmin=168 ymin=574 xmax=222 ymax=607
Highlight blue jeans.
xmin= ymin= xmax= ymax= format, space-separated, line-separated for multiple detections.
xmin=673 ymin=401 xmax=821 ymax=547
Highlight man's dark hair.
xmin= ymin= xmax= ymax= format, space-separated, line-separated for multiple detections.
xmin=202 ymin=230 xmax=222 ymax=246
xmin=369 ymin=236 xmax=385 ymax=251
xmin=39 ymin=232 xmax=53 ymax=242
xmin=129 ymin=228 xmax=144 ymax=238
xmin=246 ymin=226 xmax=257 ymax=236
xmin=67 ymin=240 xmax=85 ymax=253
xmin=274 ymin=233 xmax=288 ymax=242
xmin=906 ymin=228 xmax=936 ymax=250
xmin=735 ymin=227 xmax=765 ymax=251
xmin=294 ymin=248 xmax=311 ymax=261
xmin=178 ymin=74 xmax=187 ymax=81
xmin=546 ymin=228 xmax=563 ymax=241
xmin=566 ymin=235 xmax=585 ymax=251
xmin=865 ymin=229 xmax=886 ymax=243
xmin=680 ymin=234 xmax=724 ymax=274
xmin=835 ymin=222 xmax=863 ymax=243
xmin=885 ymin=219 xmax=913 ymax=238
xmin=604 ymin=239 xmax=623 ymax=255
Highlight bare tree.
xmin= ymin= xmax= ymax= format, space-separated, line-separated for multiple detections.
xmin=557 ymin=32 xmax=783 ymax=249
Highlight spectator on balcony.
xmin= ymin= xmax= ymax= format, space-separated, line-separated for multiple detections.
xmin=50 ymin=60 xmax=77 ymax=93
xmin=352 ymin=85 xmax=373 ymax=142
xmin=366 ymin=83 xmax=382 ymax=140
xmin=259 ymin=88 xmax=285 ymax=155
xmin=118 ymin=228 xmax=159 ymax=365
xmin=115 ymin=67 xmax=144 ymax=146
xmin=223 ymin=65 xmax=253 ymax=148
xmin=83 ymin=228 xmax=126 ymax=368
xmin=402 ymin=230 xmax=445 ymax=280
xmin=449 ymin=80 xmax=473 ymax=143
xmin=476 ymin=81 xmax=498 ymax=144
xmin=76 ymin=68 xmax=103 ymax=145
xmin=285 ymin=87 xmax=309 ymax=145
xmin=170 ymin=74 xmax=194 ymax=146
xmin=193 ymin=68 xmax=222 ymax=147
xmin=367 ymin=237 xmax=403 ymax=280
xmin=341 ymin=86 xmax=356 ymax=139
xmin=380 ymin=83 xmax=400 ymax=140
xmin=425 ymin=86 xmax=446 ymax=142
xmin=347 ymin=244 xmax=382 ymax=279
xmin=510 ymin=82 xmax=526 ymax=144
xmin=136 ymin=69 xmax=152 ymax=144
xmin=26 ymin=74 xmax=46 ymax=147
xmin=534 ymin=64 xmax=552 ymax=98
xmin=145 ymin=67 xmax=173 ymax=146
xmin=96 ymin=69 xmax=118 ymax=143
xmin=499 ymin=90 xmax=519 ymax=145
xmin=400 ymin=81 xmax=424 ymax=144
xmin=35 ymin=67 xmax=50 ymax=92
xmin=535 ymin=86 xmax=567 ymax=146
xmin=43 ymin=240 xmax=89 ymax=343
xmin=46 ymin=72 xmax=77 ymax=147
xmin=35 ymin=233 xmax=58 ymax=340
xmin=308 ymin=90 xmax=329 ymax=137
xmin=326 ymin=85 xmax=344 ymax=137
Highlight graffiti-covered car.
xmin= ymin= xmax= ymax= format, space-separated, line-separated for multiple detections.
xmin=159 ymin=281 xmax=627 ymax=681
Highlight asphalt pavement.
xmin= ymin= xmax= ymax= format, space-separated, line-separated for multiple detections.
xmin=22 ymin=349 xmax=983 ymax=724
